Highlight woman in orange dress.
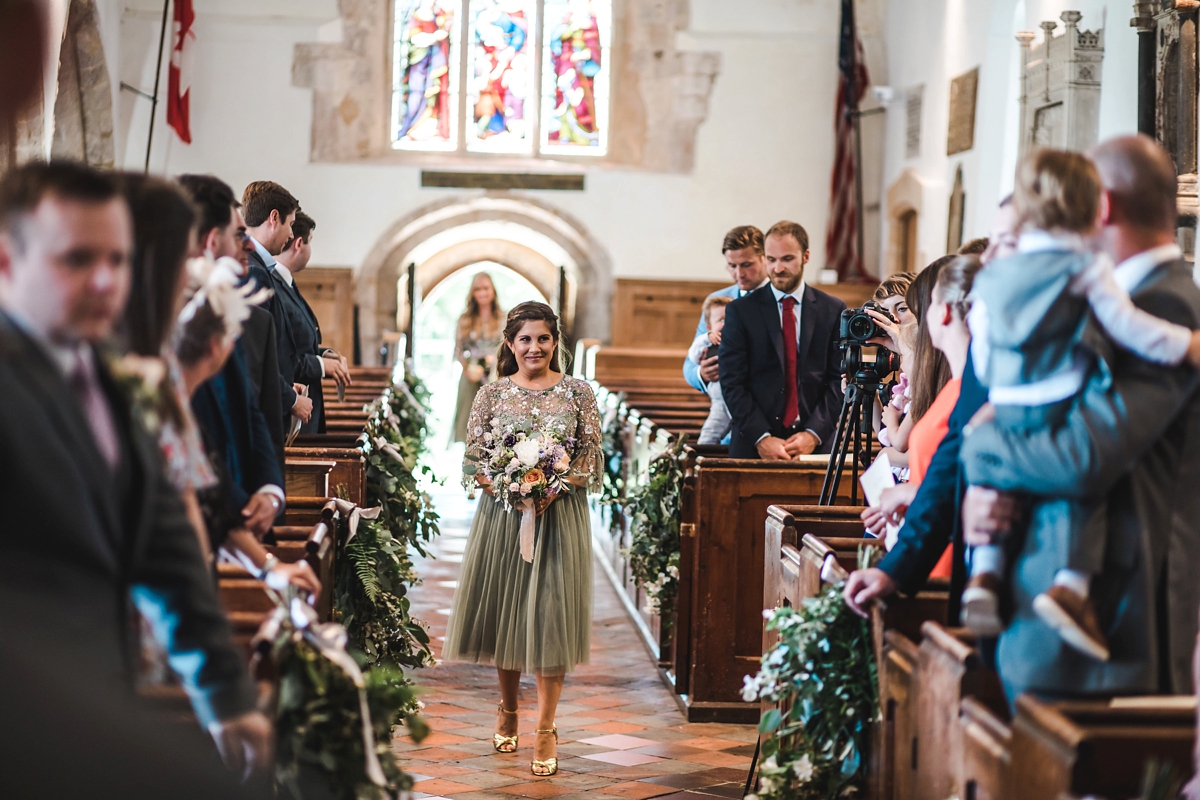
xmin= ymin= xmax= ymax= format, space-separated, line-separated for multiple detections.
xmin=864 ymin=256 xmax=982 ymax=576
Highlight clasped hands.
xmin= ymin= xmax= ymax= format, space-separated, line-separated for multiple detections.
xmin=756 ymin=430 xmax=819 ymax=461
xmin=322 ymin=349 xmax=352 ymax=389
xmin=476 ymin=476 xmax=558 ymax=516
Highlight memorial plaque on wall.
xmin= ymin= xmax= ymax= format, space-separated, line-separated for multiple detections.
xmin=946 ymin=67 xmax=979 ymax=155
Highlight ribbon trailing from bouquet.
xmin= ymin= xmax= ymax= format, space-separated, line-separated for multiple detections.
xmin=519 ymin=498 xmax=536 ymax=563
xmin=270 ymin=597 xmax=389 ymax=787
xmin=331 ymin=498 xmax=382 ymax=544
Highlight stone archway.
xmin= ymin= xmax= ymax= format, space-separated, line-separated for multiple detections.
xmin=357 ymin=193 xmax=611 ymax=357
xmin=51 ymin=0 xmax=114 ymax=167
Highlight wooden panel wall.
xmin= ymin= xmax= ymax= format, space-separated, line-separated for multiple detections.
xmin=611 ymin=279 xmax=728 ymax=348
xmin=611 ymin=278 xmax=881 ymax=349
xmin=294 ymin=267 xmax=355 ymax=360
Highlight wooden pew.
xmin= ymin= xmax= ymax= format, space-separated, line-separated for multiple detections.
xmin=1009 ymin=694 xmax=1196 ymax=800
xmin=671 ymin=457 xmax=858 ymax=722
xmin=759 ymin=507 xmax=953 ymax=800
xmin=912 ymin=622 xmax=1007 ymax=800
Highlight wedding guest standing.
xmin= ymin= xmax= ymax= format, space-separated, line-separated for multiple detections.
xmin=442 ymin=302 xmax=602 ymax=777
xmin=452 ymin=271 xmax=505 ymax=443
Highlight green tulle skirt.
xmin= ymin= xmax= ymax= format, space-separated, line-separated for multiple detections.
xmin=442 ymin=490 xmax=593 ymax=675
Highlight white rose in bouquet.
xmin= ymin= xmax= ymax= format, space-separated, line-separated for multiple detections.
xmin=513 ymin=435 xmax=543 ymax=467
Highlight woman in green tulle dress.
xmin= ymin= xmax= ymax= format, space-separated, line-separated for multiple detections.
xmin=442 ymin=302 xmax=601 ymax=777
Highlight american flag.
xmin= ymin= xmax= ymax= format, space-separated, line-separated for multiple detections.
xmin=824 ymin=0 xmax=870 ymax=282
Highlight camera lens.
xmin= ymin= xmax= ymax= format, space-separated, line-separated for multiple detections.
xmin=847 ymin=313 xmax=877 ymax=341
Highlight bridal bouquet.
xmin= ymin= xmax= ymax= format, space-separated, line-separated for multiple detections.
xmin=465 ymin=427 xmax=575 ymax=562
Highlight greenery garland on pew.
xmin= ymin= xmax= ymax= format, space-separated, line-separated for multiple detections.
xmin=598 ymin=390 xmax=628 ymax=537
xmin=741 ymin=547 xmax=882 ymax=800
xmin=273 ymin=636 xmax=429 ymax=799
xmin=342 ymin=370 xmax=441 ymax=672
xmin=272 ymin=370 xmax=439 ymax=799
xmin=622 ymin=435 xmax=687 ymax=625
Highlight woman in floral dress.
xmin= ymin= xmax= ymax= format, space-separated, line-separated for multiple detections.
xmin=442 ymin=302 xmax=601 ymax=777
xmin=452 ymin=272 xmax=504 ymax=443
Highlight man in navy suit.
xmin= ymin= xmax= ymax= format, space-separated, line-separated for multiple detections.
xmin=241 ymin=180 xmax=312 ymax=429
xmin=269 ymin=212 xmax=350 ymax=434
xmin=719 ymin=221 xmax=846 ymax=458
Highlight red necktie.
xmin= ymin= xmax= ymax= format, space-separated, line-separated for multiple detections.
xmin=781 ymin=296 xmax=799 ymax=428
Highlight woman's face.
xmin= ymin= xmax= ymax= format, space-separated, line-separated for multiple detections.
xmin=879 ymin=293 xmax=915 ymax=326
xmin=473 ymin=278 xmax=496 ymax=308
xmin=508 ymin=319 xmax=556 ymax=376
xmin=925 ymin=298 xmax=966 ymax=354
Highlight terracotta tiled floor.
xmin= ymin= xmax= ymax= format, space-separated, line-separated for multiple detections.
xmin=399 ymin=489 xmax=758 ymax=800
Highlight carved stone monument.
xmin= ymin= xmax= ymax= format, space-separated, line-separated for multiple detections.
xmin=1153 ymin=1 xmax=1199 ymax=249
xmin=1016 ymin=11 xmax=1105 ymax=159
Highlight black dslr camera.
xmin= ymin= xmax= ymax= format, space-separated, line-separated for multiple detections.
xmin=838 ymin=301 xmax=900 ymax=387
xmin=839 ymin=300 xmax=894 ymax=344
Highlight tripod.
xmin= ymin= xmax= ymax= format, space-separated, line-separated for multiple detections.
xmin=819 ymin=353 xmax=889 ymax=506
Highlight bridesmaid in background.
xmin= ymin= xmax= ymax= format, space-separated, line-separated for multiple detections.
xmin=452 ymin=272 xmax=505 ymax=443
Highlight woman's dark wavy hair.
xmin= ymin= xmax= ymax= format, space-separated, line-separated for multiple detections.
xmin=496 ymin=301 xmax=569 ymax=377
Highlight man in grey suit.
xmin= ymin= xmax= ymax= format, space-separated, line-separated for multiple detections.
xmin=0 ymin=161 xmax=271 ymax=776
xmin=961 ymin=135 xmax=1200 ymax=701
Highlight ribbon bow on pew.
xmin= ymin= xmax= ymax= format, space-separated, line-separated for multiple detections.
xmin=251 ymin=587 xmax=389 ymax=789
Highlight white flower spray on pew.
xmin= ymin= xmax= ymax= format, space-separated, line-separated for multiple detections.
xmin=742 ymin=545 xmax=883 ymax=800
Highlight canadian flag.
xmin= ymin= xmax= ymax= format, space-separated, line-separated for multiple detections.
xmin=166 ymin=0 xmax=196 ymax=144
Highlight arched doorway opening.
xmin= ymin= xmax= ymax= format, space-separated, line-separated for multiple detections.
xmin=416 ymin=262 xmax=547 ymax=477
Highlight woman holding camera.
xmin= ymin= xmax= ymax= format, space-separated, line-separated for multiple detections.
xmin=862 ymin=257 xmax=979 ymax=567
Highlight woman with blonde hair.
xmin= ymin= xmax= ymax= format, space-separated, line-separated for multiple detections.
xmin=453 ymin=271 xmax=505 ymax=442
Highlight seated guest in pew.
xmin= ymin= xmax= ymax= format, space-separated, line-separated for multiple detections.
xmin=178 ymin=174 xmax=287 ymax=479
xmin=0 ymin=161 xmax=272 ymax=775
xmin=959 ymin=135 xmax=1200 ymax=702
xmin=176 ymin=257 xmax=320 ymax=595
xmin=242 ymin=180 xmax=313 ymax=430
xmin=684 ymin=225 xmax=770 ymax=392
xmin=862 ymin=257 xmax=974 ymax=562
xmin=268 ymin=211 xmax=352 ymax=435
xmin=843 ymin=198 xmax=1018 ymax=627
xmin=720 ymin=221 xmax=846 ymax=458
xmin=687 ymin=294 xmax=734 ymax=444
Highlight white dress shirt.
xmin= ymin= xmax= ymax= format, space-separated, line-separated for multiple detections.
xmin=757 ymin=281 xmax=821 ymax=445
xmin=769 ymin=281 xmax=805 ymax=346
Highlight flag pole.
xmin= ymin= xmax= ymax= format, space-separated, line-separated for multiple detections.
xmin=144 ymin=0 xmax=171 ymax=173
xmin=847 ymin=2 xmax=866 ymax=281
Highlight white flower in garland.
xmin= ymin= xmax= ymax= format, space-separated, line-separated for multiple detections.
xmin=792 ymin=753 xmax=814 ymax=784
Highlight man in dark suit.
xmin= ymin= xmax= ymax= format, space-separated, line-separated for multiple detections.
xmin=241 ymin=180 xmax=312 ymax=431
xmin=719 ymin=220 xmax=846 ymax=458
xmin=0 ymin=162 xmax=270 ymax=774
xmin=178 ymin=174 xmax=286 ymax=477
xmin=269 ymin=212 xmax=351 ymax=434
xmin=958 ymin=135 xmax=1200 ymax=702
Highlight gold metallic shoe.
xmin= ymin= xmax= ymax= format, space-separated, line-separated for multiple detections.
xmin=493 ymin=704 xmax=519 ymax=753
xmin=531 ymin=727 xmax=558 ymax=776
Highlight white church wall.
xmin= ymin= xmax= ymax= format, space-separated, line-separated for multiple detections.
xmin=111 ymin=0 xmax=849 ymax=292
xmin=879 ymin=0 xmax=1138 ymax=270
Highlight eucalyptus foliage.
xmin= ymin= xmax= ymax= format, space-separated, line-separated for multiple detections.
xmin=339 ymin=371 xmax=440 ymax=671
xmin=622 ymin=436 xmax=687 ymax=625
xmin=743 ymin=547 xmax=882 ymax=800
xmin=274 ymin=640 xmax=429 ymax=800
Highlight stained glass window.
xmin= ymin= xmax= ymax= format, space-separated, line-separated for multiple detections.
xmin=391 ymin=0 xmax=612 ymax=158
xmin=540 ymin=0 xmax=610 ymax=156
xmin=392 ymin=0 xmax=461 ymax=150
xmin=467 ymin=0 xmax=536 ymax=153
